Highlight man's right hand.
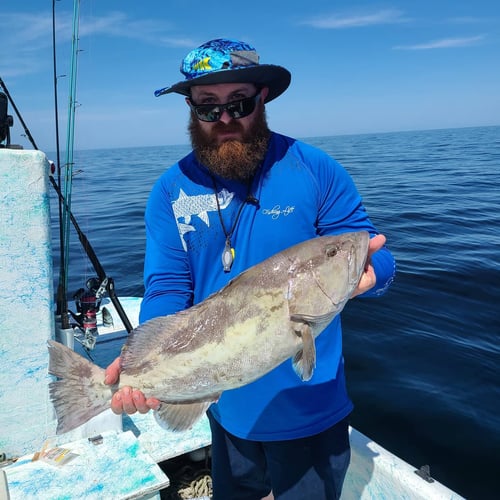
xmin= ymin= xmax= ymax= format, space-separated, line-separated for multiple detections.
xmin=105 ymin=356 xmax=160 ymax=415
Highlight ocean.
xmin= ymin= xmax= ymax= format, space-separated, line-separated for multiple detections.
xmin=50 ymin=125 xmax=500 ymax=499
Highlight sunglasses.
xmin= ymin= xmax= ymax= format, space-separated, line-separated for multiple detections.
xmin=188 ymin=91 xmax=261 ymax=122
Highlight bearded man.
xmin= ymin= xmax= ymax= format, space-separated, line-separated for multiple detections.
xmin=106 ymin=38 xmax=396 ymax=500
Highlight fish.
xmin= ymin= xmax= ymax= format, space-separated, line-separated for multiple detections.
xmin=48 ymin=231 xmax=369 ymax=435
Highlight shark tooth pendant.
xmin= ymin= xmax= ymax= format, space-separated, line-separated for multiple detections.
xmin=222 ymin=239 xmax=235 ymax=272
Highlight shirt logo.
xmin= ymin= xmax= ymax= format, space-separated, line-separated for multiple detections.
xmin=262 ymin=204 xmax=295 ymax=220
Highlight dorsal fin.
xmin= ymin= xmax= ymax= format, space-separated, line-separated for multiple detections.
xmin=121 ymin=312 xmax=190 ymax=370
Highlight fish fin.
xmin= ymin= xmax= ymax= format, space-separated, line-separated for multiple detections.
xmin=291 ymin=323 xmax=316 ymax=381
xmin=102 ymin=306 xmax=114 ymax=327
xmin=153 ymin=400 xmax=215 ymax=432
xmin=198 ymin=210 xmax=209 ymax=225
xmin=47 ymin=340 xmax=111 ymax=434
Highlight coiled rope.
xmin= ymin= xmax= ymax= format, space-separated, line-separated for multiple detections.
xmin=177 ymin=469 xmax=212 ymax=499
xmin=162 ymin=463 xmax=212 ymax=499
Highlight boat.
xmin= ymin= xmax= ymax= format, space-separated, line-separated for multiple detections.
xmin=0 ymin=6 xmax=465 ymax=498
xmin=1 ymin=109 xmax=467 ymax=500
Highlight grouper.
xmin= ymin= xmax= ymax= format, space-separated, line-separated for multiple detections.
xmin=48 ymin=231 xmax=369 ymax=434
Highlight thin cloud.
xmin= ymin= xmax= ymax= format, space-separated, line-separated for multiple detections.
xmin=80 ymin=13 xmax=197 ymax=48
xmin=0 ymin=10 xmax=191 ymax=79
xmin=0 ymin=13 xmax=56 ymax=78
xmin=0 ymin=13 xmax=54 ymax=50
xmin=301 ymin=9 xmax=409 ymax=29
xmin=394 ymin=35 xmax=486 ymax=50
xmin=157 ymin=36 xmax=200 ymax=49
xmin=79 ymin=11 xmax=173 ymax=43
xmin=447 ymin=16 xmax=491 ymax=24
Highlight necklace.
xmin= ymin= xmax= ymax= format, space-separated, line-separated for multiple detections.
xmin=211 ymin=176 xmax=256 ymax=272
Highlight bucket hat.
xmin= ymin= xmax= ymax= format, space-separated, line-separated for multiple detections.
xmin=154 ymin=38 xmax=291 ymax=103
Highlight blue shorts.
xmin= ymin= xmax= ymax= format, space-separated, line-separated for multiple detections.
xmin=208 ymin=413 xmax=351 ymax=500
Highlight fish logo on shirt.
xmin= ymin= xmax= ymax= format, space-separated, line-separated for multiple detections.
xmin=172 ymin=188 xmax=234 ymax=250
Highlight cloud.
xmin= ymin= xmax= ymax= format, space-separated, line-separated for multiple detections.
xmin=301 ymin=9 xmax=408 ymax=29
xmin=0 ymin=13 xmax=54 ymax=47
xmin=157 ymin=36 xmax=199 ymax=49
xmin=447 ymin=16 xmax=491 ymax=24
xmin=0 ymin=10 xmax=191 ymax=79
xmin=394 ymin=35 xmax=486 ymax=50
xmin=79 ymin=12 xmax=198 ymax=48
xmin=0 ymin=13 xmax=56 ymax=78
xmin=0 ymin=13 xmax=53 ymax=52
xmin=79 ymin=11 xmax=168 ymax=42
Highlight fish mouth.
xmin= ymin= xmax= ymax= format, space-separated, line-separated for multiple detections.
xmin=290 ymin=310 xmax=337 ymax=324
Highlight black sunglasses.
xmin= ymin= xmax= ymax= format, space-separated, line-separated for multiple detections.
xmin=188 ymin=92 xmax=261 ymax=122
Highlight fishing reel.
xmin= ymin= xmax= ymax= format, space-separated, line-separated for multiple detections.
xmin=74 ymin=277 xmax=102 ymax=315
xmin=71 ymin=277 xmax=104 ymax=351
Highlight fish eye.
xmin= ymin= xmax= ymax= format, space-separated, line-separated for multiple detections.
xmin=325 ymin=245 xmax=338 ymax=257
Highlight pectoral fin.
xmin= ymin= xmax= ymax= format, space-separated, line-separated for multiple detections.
xmin=153 ymin=400 xmax=215 ymax=432
xmin=291 ymin=322 xmax=316 ymax=381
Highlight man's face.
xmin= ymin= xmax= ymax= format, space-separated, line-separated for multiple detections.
xmin=187 ymin=83 xmax=271 ymax=181
xmin=189 ymin=83 xmax=267 ymax=144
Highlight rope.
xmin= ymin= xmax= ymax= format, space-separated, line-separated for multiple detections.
xmin=177 ymin=470 xmax=212 ymax=499
xmin=161 ymin=464 xmax=212 ymax=500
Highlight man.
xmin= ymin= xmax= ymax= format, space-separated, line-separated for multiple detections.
xmin=106 ymin=38 xmax=396 ymax=499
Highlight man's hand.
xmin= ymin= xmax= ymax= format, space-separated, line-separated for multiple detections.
xmin=104 ymin=356 xmax=160 ymax=415
xmin=351 ymin=234 xmax=386 ymax=298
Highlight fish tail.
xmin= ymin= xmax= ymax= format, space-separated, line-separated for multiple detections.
xmin=47 ymin=340 xmax=111 ymax=434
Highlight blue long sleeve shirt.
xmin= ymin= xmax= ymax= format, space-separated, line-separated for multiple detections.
xmin=140 ymin=132 xmax=395 ymax=440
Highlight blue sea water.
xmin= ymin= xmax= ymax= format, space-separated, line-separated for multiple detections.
xmin=50 ymin=125 xmax=500 ymax=499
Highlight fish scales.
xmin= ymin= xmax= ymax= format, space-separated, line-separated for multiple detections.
xmin=48 ymin=231 xmax=369 ymax=434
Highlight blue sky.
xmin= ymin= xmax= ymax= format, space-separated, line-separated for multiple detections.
xmin=1 ymin=1 xmax=499 ymax=151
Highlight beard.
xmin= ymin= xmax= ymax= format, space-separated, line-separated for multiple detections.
xmin=189 ymin=105 xmax=271 ymax=182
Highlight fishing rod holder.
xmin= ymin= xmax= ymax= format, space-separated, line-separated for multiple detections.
xmin=0 ymin=92 xmax=14 ymax=148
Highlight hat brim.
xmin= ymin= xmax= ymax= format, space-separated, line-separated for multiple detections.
xmin=154 ymin=64 xmax=291 ymax=103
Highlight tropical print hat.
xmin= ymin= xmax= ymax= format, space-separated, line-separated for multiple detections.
xmin=154 ymin=38 xmax=291 ymax=103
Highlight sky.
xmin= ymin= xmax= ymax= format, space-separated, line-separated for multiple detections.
xmin=1 ymin=0 xmax=499 ymax=152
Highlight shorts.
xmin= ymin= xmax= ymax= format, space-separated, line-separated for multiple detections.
xmin=208 ymin=413 xmax=351 ymax=500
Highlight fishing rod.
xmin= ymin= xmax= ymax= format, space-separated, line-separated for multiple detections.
xmin=53 ymin=0 xmax=131 ymax=336
xmin=48 ymin=175 xmax=133 ymax=334
xmin=60 ymin=0 xmax=80 ymax=330
xmin=52 ymin=0 xmax=67 ymax=326
xmin=0 ymin=77 xmax=133 ymax=335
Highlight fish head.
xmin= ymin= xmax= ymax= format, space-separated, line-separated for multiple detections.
xmin=319 ymin=231 xmax=370 ymax=300
xmin=288 ymin=231 xmax=370 ymax=325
